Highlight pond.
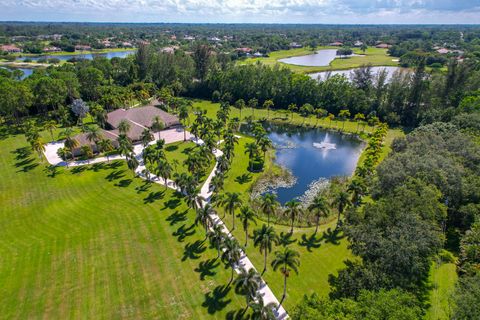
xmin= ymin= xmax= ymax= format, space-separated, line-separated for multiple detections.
xmin=278 ymin=49 xmax=362 ymax=67
xmin=309 ymin=66 xmax=408 ymax=82
xmin=17 ymin=50 xmax=136 ymax=62
xmin=265 ymin=124 xmax=364 ymax=204
xmin=0 ymin=67 xmax=34 ymax=80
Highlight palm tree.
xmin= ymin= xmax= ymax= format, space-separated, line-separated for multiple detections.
xmin=178 ymin=104 xmax=189 ymax=141
xmin=221 ymin=237 xmax=242 ymax=284
xmin=222 ymin=192 xmax=243 ymax=231
xmin=271 ymin=246 xmax=300 ymax=307
xmin=97 ymin=138 xmax=114 ymax=162
xmin=257 ymin=136 xmax=272 ymax=161
xmin=253 ymin=224 xmax=278 ymax=274
xmin=332 ymin=190 xmax=351 ymax=229
xmin=207 ymin=223 xmax=225 ymax=258
xmin=126 ymin=153 xmax=139 ymax=176
xmin=260 ymin=193 xmax=279 ymax=226
xmin=284 ymin=200 xmax=302 ymax=234
xmin=348 ymin=178 xmax=366 ymax=206
xmin=117 ymin=134 xmax=133 ymax=161
xmin=314 ymin=108 xmax=327 ymax=127
xmin=210 ymin=173 xmax=225 ymax=194
xmin=62 ymin=128 xmax=79 ymax=159
xmin=287 ymin=103 xmax=297 ymax=122
xmin=249 ymin=294 xmax=277 ymax=320
xmin=234 ymin=267 xmax=262 ymax=312
xmin=118 ymin=119 xmax=131 ymax=135
xmin=308 ymin=195 xmax=330 ymax=235
xmin=235 ymin=99 xmax=245 ymax=120
xmin=44 ymin=120 xmax=57 ymax=141
xmin=156 ymin=159 xmax=173 ymax=189
xmin=245 ymin=142 xmax=259 ymax=172
xmin=327 ymin=113 xmax=335 ymax=128
xmin=151 ymin=116 xmax=165 ymax=138
xmin=354 ymin=113 xmax=366 ymax=132
xmin=31 ymin=138 xmax=45 ymax=160
xmin=237 ymin=206 xmax=257 ymax=246
xmin=81 ymin=145 xmax=93 ymax=162
xmin=338 ymin=109 xmax=351 ymax=130
xmin=195 ymin=204 xmax=215 ymax=237
xmin=56 ymin=147 xmax=71 ymax=167
xmin=85 ymin=124 xmax=102 ymax=144
xmin=140 ymin=128 xmax=154 ymax=147
xmin=185 ymin=187 xmax=203 ymax=211
xmin=248 ymin=98 xmax=258 ymax=119
xmin=263 ymin=99 xmax=274 ymax=120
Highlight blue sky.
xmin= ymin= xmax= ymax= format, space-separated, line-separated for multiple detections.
xmin=1 ymin=0 xmax=480 ymax=24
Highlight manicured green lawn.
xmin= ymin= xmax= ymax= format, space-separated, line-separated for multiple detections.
xmin=238 ymin=46 xmax=399 ymax=74
xmin=426 ymin=262 xmax=458 ymax=320
xmin=0 ymin=128 xmax=245 ymax=319
xmin=163 ymin=141 xmax=215 ymax=179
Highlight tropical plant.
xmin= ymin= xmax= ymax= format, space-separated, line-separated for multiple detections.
xmin=118 ymin=119 xmax=131 ymax=135
xmin=85 ymin=124 xmax=102 ymax=143
xmin=56 ymin=147 xmax=71 ymax=167
xmin=126 ymin=153 xmax=139 ymax=176
xmin=338 ymin=109 xmax=351 ymax=130
xmin=248 ymin=98 xmax=258 ymax=119
xmin=178 ymin=104 xmax=189 ymax=141
xmin=80 ymin=145 xmax=93 ymax=162
xmin=195 ymin=204 xmax=215 ymax=237
xmin=308 ymin=195 xmax=330 ymax=235
xmin=31 ymin=138 xmax=45 ymax=160
xmin=156 ymin=159 xmax=173 ymax=189
xmin=117 ymin=134 xmax=133 ymax=161
xmin=263 ymin=99 xmax=274 ymax=119
xmin=249 ymin=294 xmax=277 ymax=320
xmin=222 ymin=192 xmax=243 ymax=231
xmin=238 ymin=206 xmax=257 ymax=246
xmin=260 ymin=193 xmax=279 ymax=226
xmin=207 ymin=223 xmax=226 ymax=258
xmin=235 ymin=99 xmax=245 ymax=120
xmin=271 ymin=246 xmax=300 ymax=307
xmin=245 ymin=142 xmax=259 ymax=171
xmin=140 ymin=128 xmax=154 ymax=147
xmin=221 ymin=237 xmax=242 ymax=283
xmin=253 ymin=224 xmax=278 ymax=274
xmin=354 ymin=113 xmax=366 ymax=132
xmin=332 ymin=190 xmax=351 ymax=229
xmin=257 ymin=136 xmax=272 ymax=160
xmin=285 ymin=200 xmax=302 ymax=234
xmin=288 ymin=103 xmax=297 ymax=122
xmin=234 ymin=267 xmax=262 ymax=312
xmin=44 ymin=120 xmax=57 ymax=141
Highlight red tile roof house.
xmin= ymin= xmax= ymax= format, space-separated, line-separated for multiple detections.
xmin=329 ymin=42 xmax=343 ymax=46
xmin=0 ymin=44 xmax=22 ymax=53
xmin=71 ymin=102 xmax=180 ymax=157
xmin=75 ymin=45 xmax=92 ymax=51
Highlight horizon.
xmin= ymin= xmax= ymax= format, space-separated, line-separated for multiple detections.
xmin=1 ymin=0 xmax=480 ymax=24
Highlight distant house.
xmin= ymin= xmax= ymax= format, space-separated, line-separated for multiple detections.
xmin=289 ymin=42 xmax=303 ymax=48
xmin=160 ymin=46 xmax=179 ymax=54
xmin=71 ymin=101 xmax=180 ymax=156
xmin=184 ymin=35 xmax=195 ymax=41
xmin=170 ymin=35 xmax=177 ymax=41
xmin=329 ymin=42 xmax=343 ymax=46
xmin=207 ymin=37 xmax=221 ymax=42
xmin=75 ymin=45 xmax=92 ymax=51
xmin=375 ymin=43 xmax=391 ymax=49
xmin=43 ymin=46 xmax=61 ymax=53
xmin=253 ymin=52 xmax=263 ymax=58
xmin=354 ymin=41 xmax=364 ymax=47
xmin=0 ymin=44 xmax=22 ymax=53
xmin=236 ymin=47 xmax=252 ymax=53
xmin=437 ymin=48 xmax=450 ymax=54
xmin=122 ymin=42 xmax=133 ymax=48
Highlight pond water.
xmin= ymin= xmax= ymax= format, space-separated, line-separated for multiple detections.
xmin=0 ymin=67 xmax=33 ymax=80
xmin=309 ymin=66 xmax=407 ymax=82
xmin=17 ymin=50 xmax=136 ymax=62
xmin=278 ymin=49 xmax=362 ymax=67
xmin=265 ymin=124 xmax=364 ymax=204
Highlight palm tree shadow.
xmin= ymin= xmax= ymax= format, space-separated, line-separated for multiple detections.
xmin=278 ymin=232 xmax=297 ymax=247
xmin=135 ymin=181 xmax=152 ymax=193
xmin=164 ymin=198 xmax=182 ymax=210
xmin=226 ymin=309 xmax=247 ymax=320
xmin=182 ymin=240 xmax=206 ymax=261
xmin=115 ymin=179 xmax=132 ymax=188
xmin=44 ymin=165 xmax=61 ymax=178
xmin=194 ymin=258 xmax=220 ymax=280
xmin=105 ymin=170 xmax=125 ymax=181
xmin=173 ymin=223 xmax=196 ymax=242
xmin=89 ymin=162 xmax=106 ymax=172
xmin=71 ymin=166 xmax=86 ymax=174
xmin=202 ymin=284 xmax=232 ymax=314
xmin=299 ymin=234 xmax=322 ymax=252
xmin=321 ymin=227 xmax=345 ymax=245
xmin=166 ymin=210 xmax=188 ymax=226
xmin=143 ymin=191 xmax=165 ymax=204
xmin=235 ymin=173 xmax=252 ymax=184
xmin=12 ymin=146 xmax=31 ymax=160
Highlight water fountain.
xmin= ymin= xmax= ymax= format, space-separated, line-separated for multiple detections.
xmin=312 ymin=133 xmax=337 ymax=150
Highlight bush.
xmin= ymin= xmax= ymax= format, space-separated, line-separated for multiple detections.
xmin=438 ymin=249 xmax=455 ymax=263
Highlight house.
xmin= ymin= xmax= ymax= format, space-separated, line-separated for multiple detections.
xmin=354 ymin=41 xmax=364 ymax=47
xmin=436 ymin=48 xmax=450 ymax=54
xmin=329 ymin=42 xmax=343 ymax=46
xmin=184 ymin=35 xmax=195 ymax=41
xmin=75 ymin=45 xmax=92 ymax=51
xmin=0 ymin=44 xmax=22 ymax=53
xmin=71 ymin=101 xmax=180 ymax=156
xmin=236 ymin=47 xmax=252 ymax=54
xmin=289 ymin=42 xmax=303 ymax=48
xmin=207 ymin=37 xmax=221 ymax=42
xmin=253 ymin=52 xmax=263 ymax=58
xmin=43 ymin=46 xmax=61 ymax=53
xmin=122 ymin=42 xmax=133 ymax=48
xmin=375 ymin=43 xmax=391 ymax=49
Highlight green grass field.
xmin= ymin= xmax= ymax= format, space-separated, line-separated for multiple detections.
xmin=0 ymin=128 xmax=246 ymax=319
xmin=238 ymin=46 xmax=399 ymax=74
xmin=426 ymin=262 xmax=457 ymax=320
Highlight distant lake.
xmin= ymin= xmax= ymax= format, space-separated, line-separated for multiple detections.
xmin=309 ymin=66 xmax=408 ymax=82
xmin=0 ymin=67 xmax=33 ymax=80
xmin=278 ymin=49 xmax=362 ymax=67
xmin=17 ymin=50 xmax=136 ymax=62
xmin=265 ymin=123 xmax=364 ymax=204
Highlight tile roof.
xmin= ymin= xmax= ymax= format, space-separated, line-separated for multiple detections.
xmin=106 ymin=104 xmax=180 ymax=129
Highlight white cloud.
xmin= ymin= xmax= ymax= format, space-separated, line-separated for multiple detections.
xmin=1 ymin=0 xmax=479 ymax=23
